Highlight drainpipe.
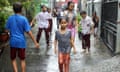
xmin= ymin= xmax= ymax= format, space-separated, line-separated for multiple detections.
xmin=92 ymin=0 xmax=94 ymax=13
xmin=78 ymin=0 xmax=81 ymax=11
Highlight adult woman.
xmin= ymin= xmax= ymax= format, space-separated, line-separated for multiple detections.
xmin=92 ymin=12 xmax=99 ymax=39
xmin=64 ymin=1 xmax=78 ymax=41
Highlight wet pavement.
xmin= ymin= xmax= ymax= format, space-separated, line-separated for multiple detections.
xmin=0 ymin=18 xmax=120 ymax=72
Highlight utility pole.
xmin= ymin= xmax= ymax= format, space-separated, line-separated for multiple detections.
xmin=53 ymin=0 xmax=56 ymax=8
xmin=78 ymin=0 xmax=81 ymax=11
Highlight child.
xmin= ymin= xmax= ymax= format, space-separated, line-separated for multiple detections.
xmin=31 ymin=5 xmax=50 ymax=49
xmin=54 ymin=17 xmax=76 ymax=72
xmin=5 ymin=2 xmax=39 ymax=72
xmin=76 ymin=10 xmax=82 ymax=40
xmin=80 ymin=11 xmax=94 ymax=54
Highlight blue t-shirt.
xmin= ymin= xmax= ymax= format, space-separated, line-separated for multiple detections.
xmin=5 ymin=14 xmax=31 ymax=48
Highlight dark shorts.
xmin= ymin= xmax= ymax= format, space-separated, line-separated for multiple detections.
xmin=10 ymin=47 xmax=25 ymax=60
xmin=82 ymin=34 xmax=90 ymax=49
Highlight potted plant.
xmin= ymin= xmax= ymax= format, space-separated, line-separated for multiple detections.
xmin=0 ymin=9 xmax=9 ymax=42
xmin=0 ymin=5 xmax=13 ymax=42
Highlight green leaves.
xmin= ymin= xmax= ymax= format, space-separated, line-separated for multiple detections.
xmin=0 ymin=0 xmax=10 ymax=7
xmin=0 ymin=6 xmax=13 ymax=33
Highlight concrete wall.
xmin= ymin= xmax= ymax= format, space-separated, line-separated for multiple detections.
xmin=94 ymin=0 xmax=102 ymax=38
xmin=86 ymin=0 xmax=102 ymax=38
xmin=116 ymin=0 xmax=120 ymax=53
xmin=81 ymin=0 xmax=87 ymax=11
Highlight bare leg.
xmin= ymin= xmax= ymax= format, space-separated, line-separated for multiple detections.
xmin=21 ymin=60 xmax=26 ymax=72
xmin=64 ymin=54 xmax=70 ymax=72
xmin=59 ymin=63 xmax=64 ymax=72
xmin=12 ymin=59 xmax=18 ymax=72
xmin=64 ymin=63 xmax=69 ymax=72
xmin=59 ymin=53 xmax=64 ymax=72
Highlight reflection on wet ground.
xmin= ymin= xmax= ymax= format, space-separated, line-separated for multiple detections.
xmin=0 ymin=24 xmax=117 ymax=72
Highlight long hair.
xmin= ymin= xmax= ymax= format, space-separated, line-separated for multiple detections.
xmin=93 ymin=11 xmax=97 ymax=17
xmin=67 ymin=1 xmax=74 ymax=10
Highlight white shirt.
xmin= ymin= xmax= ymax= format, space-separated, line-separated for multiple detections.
xmin=35 ymin=12 xmax=49 ymax=28
xmin=60 ymin=11 xmax=64 ymax=17
xmin=48 ymin=12 xmax=52 ymax=19
xmin=80 ymin=16 xmax=94 ymax=35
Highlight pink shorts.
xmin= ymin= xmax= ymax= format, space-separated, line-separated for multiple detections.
xmin=67 ymin=28 xmax=76 ymax=38
xmin=67 ymin=24 xmax=76 ymax=38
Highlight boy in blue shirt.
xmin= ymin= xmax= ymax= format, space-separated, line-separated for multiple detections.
xmin=5 ymin=2 xmax=39 ymax=72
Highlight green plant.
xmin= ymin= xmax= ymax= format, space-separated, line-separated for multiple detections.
xmin=0 ymin=0 xmax=13 ymax=34
xmin=0 ymin=0 xmax=9 ymax=7
xmin=0 ymin=6 xmax=13 ymax=34
xmin=22 ymin=1 xmax=36 ymax=22
xmin=0 ymin=11 xmax=6 ymax=33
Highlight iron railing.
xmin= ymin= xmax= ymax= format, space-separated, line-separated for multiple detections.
xmin=101 ymin=0 xmax=118 ymax=53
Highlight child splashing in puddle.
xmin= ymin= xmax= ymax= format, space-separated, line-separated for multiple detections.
xmin=54 ymin=17 xmax=76 ymax=72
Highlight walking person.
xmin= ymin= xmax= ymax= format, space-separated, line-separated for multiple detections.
xmin=92 ymin=12 xmax=99 ymax=39
xmin=52 ymin=8 xmax=59 ymax=29
xmin=31 ymin=5 xmax=50 ymax=49
xmin=47 ymin=8 xmax=53 ymax=35
xmin=76 ymin=8 xmax=82 ymax=40
xmin=54 ymin=17 xmax=76 ymax=72
xmin=57 ymin=8 xmax=64 ymax=29
xmin=80 ymin=11 xmax=94 ymax=54
xmin=5 ymin=2 xmax=39 ymax=72
xmin=63 ymin=1 xmax=78 ymax=41
xmin=52 ymin=8 xmax=58 ymax=17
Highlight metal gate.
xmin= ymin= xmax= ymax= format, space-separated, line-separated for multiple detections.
xmin=101 ymin=0 xmax=118 ymax=53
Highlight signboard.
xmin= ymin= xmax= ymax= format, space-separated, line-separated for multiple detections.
xmin=66 ymin=0 xmax=78 ymax=3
